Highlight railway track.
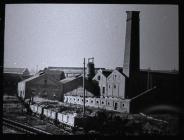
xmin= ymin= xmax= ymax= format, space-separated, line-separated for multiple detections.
xmin=31 ymin=115 xmax=73 ymax=135
xmin=3 ymin=118 xmax=53 ymax=135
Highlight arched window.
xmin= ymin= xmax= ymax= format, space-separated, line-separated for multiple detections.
xmin=44 ymin=79 xmax=47 ymax=84
xmin=102 ymin=87 xmax=105 ymax=94
xmin=97 ymin=75 xmax=101 ymax=80
xmin=114 ymin=85 xmax=116 ymax=88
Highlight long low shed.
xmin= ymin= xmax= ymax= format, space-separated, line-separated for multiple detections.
xmin=64 ymin=96 xmax=130 ymax=113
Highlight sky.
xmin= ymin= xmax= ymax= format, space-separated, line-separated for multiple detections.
xmin=4 ymin=4 xmax=178 ymax=72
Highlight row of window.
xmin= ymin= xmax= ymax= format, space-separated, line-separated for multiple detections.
xmin=108 ymin=84 xmax=116 ymax=88
xmin=97 ymin=74 xmax=118 ymax=81
xmin=101 ymin=84 xmax=117 ymax=95
xmin=66 ymin=97 xmax=125 ymax=108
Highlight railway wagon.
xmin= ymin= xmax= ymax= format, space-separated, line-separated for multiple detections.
xmin=50 ymin=110 xmax=58 ymax=120
xmin=43 ymin=106 xmax=60 ymax=123
xmin=57 ymin=112 xmax=78 ymax=129
xmin=30 ymin=104 xmax=38 ymax=114
xmin=29 ymin=102 xmax=94 ymax=132
xmin=36 ymin=104 xmax=49 ymax=118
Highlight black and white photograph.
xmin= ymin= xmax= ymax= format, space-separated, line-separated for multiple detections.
xmin=2 ymin=2 xmax=182 ymax=135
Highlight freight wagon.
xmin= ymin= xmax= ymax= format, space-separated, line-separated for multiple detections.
xmin=29 ymin=103 xmax=91 ymax=131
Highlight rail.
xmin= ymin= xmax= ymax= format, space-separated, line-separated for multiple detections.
xmin=3 ymin=118 xmax=53 ymax=135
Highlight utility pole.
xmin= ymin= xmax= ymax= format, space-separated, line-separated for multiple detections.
xmin=83 ymin=58 xmax=86 ymax=116
xmin=147 ymin=68 xmax=150 ymax=89
xmin=36 ymin=65 xmax=38 ymax=74
xmin=150 ymin=73 xmax=152 ymax=88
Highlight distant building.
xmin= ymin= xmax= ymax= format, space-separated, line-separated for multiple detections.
xmin=3 ymin=67 xmax=30 ymax=76
xmin=18 ymin=69 xmax=65 ymax=101
xmin=3 ymin=67 xmax=30 ymax=95
xmin=47 ymin=66 xmax=105 ymax=78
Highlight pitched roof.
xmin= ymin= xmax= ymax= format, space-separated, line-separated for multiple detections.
xmin=102 ymin=70 xmax=113 ymax=77
xmin=45 ymin=69 xmax=65 ymax=81
xmin=60 ymin=76 xmax=100 ymax=96
xmin=59 ymin=77 xmax=76 ymax=84
xmin=109 ymin=69 xmax=127 ymax=78
xmin=3 ymin=68 xmax=28 ymax=75
xmin=19 ymin=72 xmax=61 ymax=85
xmin=115 ymin=67 xmax=123 ymax=74
xmin=20 ymin=73 xmax=41 ymax=83
xmin=48 ymin=66 xmax=105 ymax=70
xmin=48 ymin=66 xmax=105 ymax=74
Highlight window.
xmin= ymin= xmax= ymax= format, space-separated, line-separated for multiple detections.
xmin=96 ymin=101 xmax=99 ymax=104
xmin=102 ymin=87 xmax=105 ymax=94
xmin=86 ymin=100 xmax=88 ymax=102
xmin=108 ymin=102 xmax=110 ymax=105
xmin=113 ymin=74 xmax=117 ymax=80
xmin=102 ymin=101 xmax=104 ymax=104
xmin=122 ymin=104 xmax=124 ymax=107
xmin=82 ymin=99 xmax=83 ymax=102
xmin=114 ymin=102 xmax=118 ymax=110
xmin=91 ymin=100 xmax=93 ymax=103
xmin=44 ymin=79 xmax=47 ymax=84
xmin=78 ymin=99 xmax=79 ymax=101
xmin=114 ymin=85 xmax=116 ymax=88
xmin=109 ymin=85 xmax=110 ymax=88
xmin=97 ymin=76 xmax=101 ymax=80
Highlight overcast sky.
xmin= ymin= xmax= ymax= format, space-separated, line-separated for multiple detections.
xmin=4 ymin=4 xmax=178 ymax=71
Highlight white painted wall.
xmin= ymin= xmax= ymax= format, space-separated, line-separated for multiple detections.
xmin=64 ymin=95 xmax=130 ymax=113
xmin=93 ymin=70 xmax=108 ymax=97
xmin=107 ymin=70 xmax=126 ymax=99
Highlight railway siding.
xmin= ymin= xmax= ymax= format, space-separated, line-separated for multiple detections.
xmin=3 ymin=118 xmax=52 ymax=135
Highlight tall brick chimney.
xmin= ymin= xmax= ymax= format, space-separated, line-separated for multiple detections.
xmin=123 ymin=11 xmax=140 ymax=98
xmin=123 ymin=11 xmax=140 ymax=78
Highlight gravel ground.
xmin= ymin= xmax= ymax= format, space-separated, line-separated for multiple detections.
xmin=3 ymin=126 xmax=25 ymax=134
xmin=3 ymin=95 xmax=181 ymax=135
xmin=3 ymin=95 xmax=71 ymax=135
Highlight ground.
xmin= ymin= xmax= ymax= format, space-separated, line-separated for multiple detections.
xmin=3 ymin=94 xmax=182 ymax=135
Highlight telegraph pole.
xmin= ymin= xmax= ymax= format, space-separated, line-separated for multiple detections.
xmin=83 ymin=58 xmax=86 ymax=116
xmin=147 ymin=68 xmax=150 ymax=89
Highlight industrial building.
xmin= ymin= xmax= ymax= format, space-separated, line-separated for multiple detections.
xmin=3 ymin=67 xmax=30 ymax=95
xmin=63 ymin=11 xmax=180 ymax=113
xmin=47 ymin=65 xmax=105 ymax=78
xmin=17 ymin=11 xmax=180 ymax=114
xmin=93 ymin=69 xmax=112 ymax=97
xmin=4 ymin=68 xmax=30 ymax=76
xmin=18 ymin=69 xmax=65 ymax=101
xmin=60 ymin=76 xmax=100 ymax=98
